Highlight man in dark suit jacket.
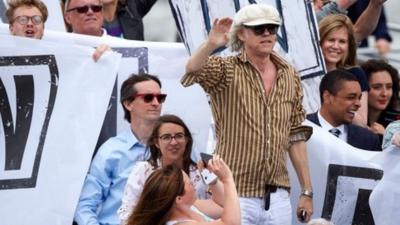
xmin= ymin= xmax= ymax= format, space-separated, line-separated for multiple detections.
xmin=307 ymin=69 xmax=381 ymax=151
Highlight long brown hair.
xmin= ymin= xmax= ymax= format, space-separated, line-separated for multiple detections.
xmin=147 ymin=114 xmax=195 ymax=174
xmin=127 ymin=164 xmax=185 ymax=225
xmin=319 ymin=14 xmax=357 ymax=69
xmin=362 ymin=59 xmax=400 ymax=110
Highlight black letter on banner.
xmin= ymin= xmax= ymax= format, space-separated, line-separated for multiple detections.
xmin=0 ymin=0 xmax=7 ymax=23
xmin=0 ymin=55 xmax=59 ymax=189
xmin=0 ymin=75 xmax=33 ymax=170
xmin=321 ymin=164 xmax=383 ymax=224
xmin=93 ymin=47 xmax=148 ymax=154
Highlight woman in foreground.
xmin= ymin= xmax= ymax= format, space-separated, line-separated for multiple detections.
xmin=127 ymin=156 xmax=241 ymax=225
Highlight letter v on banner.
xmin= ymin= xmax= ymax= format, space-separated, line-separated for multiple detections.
xmin=0 ymin=55 xmax=58 ymax=189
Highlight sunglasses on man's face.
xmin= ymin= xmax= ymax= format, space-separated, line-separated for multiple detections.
xmin=244 ymin=24 xmax=279 ymax=35
xmin=66 ymin=4 xmax=103 ymax=14
xmin=132 ymin=93 xmax=167 ymax=104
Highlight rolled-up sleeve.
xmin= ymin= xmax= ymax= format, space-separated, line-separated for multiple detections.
xmin=289 ymin=70 xmax=312 ymax=143
xmin=181 ymin=56 xmax=234 ymax=95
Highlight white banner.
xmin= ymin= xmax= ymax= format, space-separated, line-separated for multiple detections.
xmin=0 ymin=33 xmax=121 ymax=225
xmin=0 ymin=26 xmax=212 ymax=224
xmin=288 ymin=121 xmax=397 ymax=225
xmin=1 ymin=26 xmax=398 ymax=225
xmin=369 ymin=146 xmax=400 ymax=225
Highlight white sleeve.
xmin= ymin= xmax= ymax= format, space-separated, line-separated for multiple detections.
xmin=117 ymin=161 xmax=154 ymax=224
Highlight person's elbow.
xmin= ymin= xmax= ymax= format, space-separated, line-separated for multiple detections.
xmin=185 ymin=58 xmax=197 ymax=74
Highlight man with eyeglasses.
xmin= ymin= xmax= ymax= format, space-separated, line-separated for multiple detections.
xmin=74 ymin=73 xmax=166 ymax=225
xmin=6 ymin=0 xmax=48 ymax=39
xmin=182 ymin=4 xmax=313 ymax=225
xmin=5 ymin=0 xmax=108 ymax=61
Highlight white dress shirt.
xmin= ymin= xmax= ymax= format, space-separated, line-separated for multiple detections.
xmin=318 ymin=111 xmax=348 ymax=142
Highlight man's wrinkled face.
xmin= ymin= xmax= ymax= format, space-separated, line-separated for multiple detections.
xmin=9 ymin=6 xmax=44 ymax=39
xmin=65 ymin=0 xmax=104 ymax=36
xmin=238 ymin=24 xmax=278 ymax=57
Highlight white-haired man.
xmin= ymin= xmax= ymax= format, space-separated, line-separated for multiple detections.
xmin=182 ymin=4 xmax=313 ymax=224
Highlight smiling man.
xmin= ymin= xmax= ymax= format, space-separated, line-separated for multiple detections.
xmin=6 ymin=0 xmax=48 ymax=39
xmin=307 ymin=69 xmax=381 ymax=151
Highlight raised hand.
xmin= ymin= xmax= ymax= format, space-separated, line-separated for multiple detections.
xmin=92 ymin=44 xmax=111 ymax=62
xmin=370 ymin=122 xmax=385 ymax=135
xmin=207 ymin=18 xmax=233 ymax=49
xmin=206 ymin=155 xmax=233 ymax=183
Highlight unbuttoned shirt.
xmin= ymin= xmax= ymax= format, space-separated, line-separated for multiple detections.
xmin=181 ymin=51 xmax=311 ymax=197
xmin=74 ymin=130 xmax=148 ymax=225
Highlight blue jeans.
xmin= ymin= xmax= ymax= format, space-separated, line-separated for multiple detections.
xmin=240 ymin=188 xmax=292 ymax=225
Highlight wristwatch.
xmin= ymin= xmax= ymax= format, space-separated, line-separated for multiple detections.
xmin=301 ymin=189 xmax=313 ymax=198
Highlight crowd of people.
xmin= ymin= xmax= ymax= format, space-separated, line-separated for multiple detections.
xmin=4 ymin=0 xmax=400 ymax=225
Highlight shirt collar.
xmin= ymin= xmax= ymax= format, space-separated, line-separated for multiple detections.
xmin=126 ymin=129 xmax=145 ymax=150
xmin=317 ymin=111 xmax=345 ymax=134
xmin=237 ymin=50 xmax=290 ymax=76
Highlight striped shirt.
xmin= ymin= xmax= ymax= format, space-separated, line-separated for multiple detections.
xmin=181 ymin=51 xmax=312 ymax=197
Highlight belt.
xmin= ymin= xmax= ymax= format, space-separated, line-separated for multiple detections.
xmin=265 ymin=185 xmax=278 ymax=194
xmin=264 ymin=185 xmax=278 ymax=211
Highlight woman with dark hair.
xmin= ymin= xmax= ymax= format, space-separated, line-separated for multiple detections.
xmin=118 ymin=114 xmax=223 ymax=224
xmin=128 ymin=159 xmax=240 ymax=225
xmin=319 ymin=14 xmax=369 ymax=126
xmin=362 ymin=59 xmax=400 ymax=136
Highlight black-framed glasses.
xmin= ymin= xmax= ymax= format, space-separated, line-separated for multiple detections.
xmin=66 ymin=4 xmax=103 ymax=14
xmin=244 ymin=24 xmax=279 ymax=35
xmin=132 ymin=93 xmax=167 ymax=103
xmin=12 ymin=15 xmax=43 ymax=25
xmin=159 ymin=133 xmax=186 ymax=143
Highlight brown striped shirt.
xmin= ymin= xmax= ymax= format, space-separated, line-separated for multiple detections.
xmin=181 ymin=51 xmax=312 ymax=197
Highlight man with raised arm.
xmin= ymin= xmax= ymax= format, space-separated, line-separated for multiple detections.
xmin=182 ymin=4 xmax=313 ymax=225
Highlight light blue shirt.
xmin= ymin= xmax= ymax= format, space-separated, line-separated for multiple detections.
xmin=74 ymin=130 xmax=148 ymax=225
